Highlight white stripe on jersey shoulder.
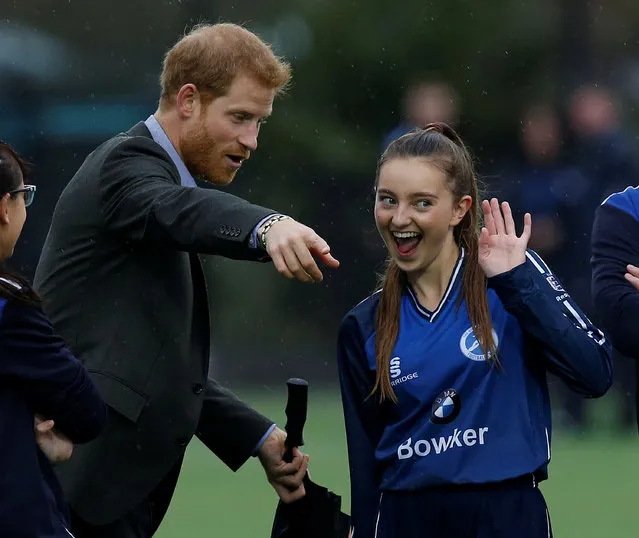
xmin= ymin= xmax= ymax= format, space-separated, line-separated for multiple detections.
xmin=525 ymin=250 xmax=551 ymax=275
xmin=600 ymin=184 xmax=639 ymax=206
xmin=0 ymin=277 xmax=22 ymax=290
xmin=352 ymin=288 xmax=382 ymax=310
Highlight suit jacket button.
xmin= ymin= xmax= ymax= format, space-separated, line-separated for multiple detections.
xmin=177 ymin=437 xmax=188 ymax=447
xmin=192 ymin=383 xmax=204 ymax=395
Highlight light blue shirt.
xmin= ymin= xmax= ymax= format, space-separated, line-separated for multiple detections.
xmin=143 ymin=115 xmax=277 ymax=248
xmin=144 ymin=115 xmax=197 ymax=188
xmin=144 ymin=115 xmax=276 ymax=453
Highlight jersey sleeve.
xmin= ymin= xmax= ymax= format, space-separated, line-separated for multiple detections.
xmin=337 ymin=313 xmax=384 ymax=538
xmin=591 ymin=200 xmax=639 ymax=359
xmin=488 ymin=249 xmax=612 ymax=398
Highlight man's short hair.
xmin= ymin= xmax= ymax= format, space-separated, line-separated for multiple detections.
xmin=160 ymin=22 xmax=292 ymax=106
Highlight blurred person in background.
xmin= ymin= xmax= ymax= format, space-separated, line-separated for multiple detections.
xmin=500 ymin=103 xmax=575 ymax=273
xmin=33 ymin=22 xmax=341 ymax=538
xmin=338 ymin=124 xmax=612 ymax=538
xmin=0 ymin=140 xmax=107 ymax=538
xmin=565 ymin=84 xmax=639 ymax=291
xmin=567 ymin=84 xmax=638 ymax=198
xmin=382 ymin=80 xmax=459 ymax=150
xmin=501 ymin=102 xmax=592 ymax=431
xmin=568 ymin=84 xmax=639 ymax=432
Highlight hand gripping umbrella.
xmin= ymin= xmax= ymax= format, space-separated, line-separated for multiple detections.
xmin=270 ymin=378 xmax=351 ymax=538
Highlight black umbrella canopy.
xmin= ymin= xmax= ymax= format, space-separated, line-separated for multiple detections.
xmin=271 ymin=378 xmax=351 ymax=538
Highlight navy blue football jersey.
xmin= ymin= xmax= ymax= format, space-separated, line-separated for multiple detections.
xmin=338 ymin=249 xmax=612 ymax=538
xmin=592 ymin=185 xmax=639 ymax=429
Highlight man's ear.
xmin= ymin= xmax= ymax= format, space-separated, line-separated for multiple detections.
xmin=450 ymin=195 xmax=473 ymax=227
xmin=175 ymin=83 xmax=200 ymax=119
xmin=0 ymin=194 xmax=10 ymax=225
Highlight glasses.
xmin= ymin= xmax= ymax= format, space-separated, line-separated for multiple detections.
xmin=9 ymin=185 xmax=36 ymax=207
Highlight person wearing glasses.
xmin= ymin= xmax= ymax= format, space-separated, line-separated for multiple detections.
xmin=10 ymin=184 xmax=35 ymax=207
xmin=0 ymin=140 xmax=107 ymax=538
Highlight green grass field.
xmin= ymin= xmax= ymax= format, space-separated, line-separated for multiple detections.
xmin=155 ymin=389 xmax=638 ymax=538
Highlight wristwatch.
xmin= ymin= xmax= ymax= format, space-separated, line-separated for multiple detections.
xmin=259 ymin=214 xmax=292 ymax=249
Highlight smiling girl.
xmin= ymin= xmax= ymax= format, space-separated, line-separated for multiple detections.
xmin=337 ymin=123 xmax=612 ymax=538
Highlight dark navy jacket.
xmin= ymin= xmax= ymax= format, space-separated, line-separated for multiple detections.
xmin=591 ymin=186 xmax=639 ymax=428
xmin=0 ymin=282 xmax=107 ymax=537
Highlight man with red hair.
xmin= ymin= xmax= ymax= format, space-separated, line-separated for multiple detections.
xmin=34 ymin=22 xmax=339 ymax=538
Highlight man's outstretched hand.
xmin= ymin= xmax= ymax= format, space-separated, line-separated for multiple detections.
xmin=262 ymin=218 xmax=340 ymax=283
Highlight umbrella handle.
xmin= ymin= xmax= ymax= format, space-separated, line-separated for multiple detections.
xmin=283 ymin=377 xmax=308 ymax=463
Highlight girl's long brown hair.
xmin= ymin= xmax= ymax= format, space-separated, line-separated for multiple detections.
xmin=371 ymin=123 xmax=498 ymax=403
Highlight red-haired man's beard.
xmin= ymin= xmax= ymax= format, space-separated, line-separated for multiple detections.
xmin=181 ymin=123 xmax=247 ymax=186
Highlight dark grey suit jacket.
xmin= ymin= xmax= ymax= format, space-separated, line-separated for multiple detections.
xmin=33 ymin=122 xmax=276 ymax=525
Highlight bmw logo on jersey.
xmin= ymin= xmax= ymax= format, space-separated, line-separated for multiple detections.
xmin=430 ymin=388 xmax=461 ymax=424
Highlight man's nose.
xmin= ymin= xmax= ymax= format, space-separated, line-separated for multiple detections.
xmin=238 ymin=126 xmax=259 ymax=151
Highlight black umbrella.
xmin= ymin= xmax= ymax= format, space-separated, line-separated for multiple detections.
xmin=271 ymin=378 xmax=351 ymax=538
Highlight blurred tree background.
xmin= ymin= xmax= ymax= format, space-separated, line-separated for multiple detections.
xmin=2 ymin=0 xmax=638 ymax=404
xmin=3 ymin=1 xmax=639 ymax=536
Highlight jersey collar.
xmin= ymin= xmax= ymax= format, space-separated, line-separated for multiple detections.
xmin=405 ymin=247 xmax=465 ymax=323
